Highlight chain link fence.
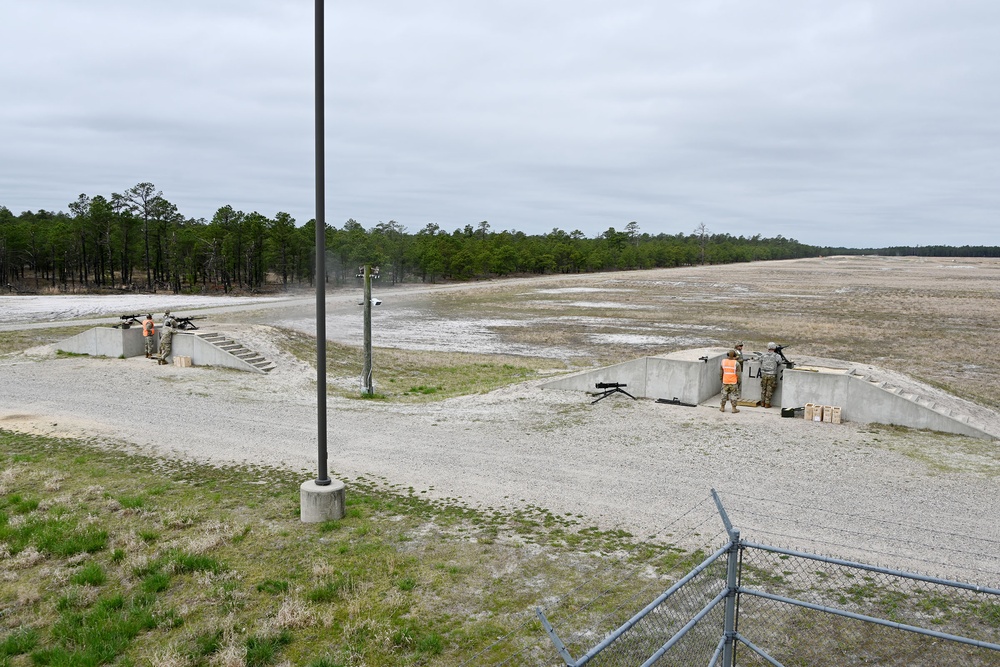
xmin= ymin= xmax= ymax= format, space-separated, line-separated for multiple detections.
xmin=534 ymin=492 xmax=1000 ymax=666
xmin=735 ymin=542 xmax=1000 ymax=666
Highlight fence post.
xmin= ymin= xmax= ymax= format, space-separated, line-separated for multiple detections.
xmin=722 ymin=527 xmax=740 ymax=667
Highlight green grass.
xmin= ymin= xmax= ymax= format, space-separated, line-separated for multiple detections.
xmin=0 ymin=429 xmax=683 ymax=666
xmin=275 ymin=327 xmax=566 ymax=402
xmin=69 ymin=562 xmax=107 ymax=587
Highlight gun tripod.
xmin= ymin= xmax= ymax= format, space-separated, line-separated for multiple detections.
xmin=591 ymin=382 xmax=637 ymax=404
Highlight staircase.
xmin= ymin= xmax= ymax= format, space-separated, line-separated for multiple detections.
xmin=195 ymin=332 xmax=276 ymax=374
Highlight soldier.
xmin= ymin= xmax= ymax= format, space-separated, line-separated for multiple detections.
xmin=734 ymin=341 xmax=746 ymax=393
xmin=720 ymin=350 xmax=742 ymax=413
xmin=759 ymin=342 xmax=782 ymax=408
xmin=157 ymin=318 xmax=176 ymax=365
xmin=142 ymin=314 xmax=156 ymax=359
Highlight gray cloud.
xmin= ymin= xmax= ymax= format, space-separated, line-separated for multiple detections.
xmin=2 ymin=0 xmax=998 ymax=246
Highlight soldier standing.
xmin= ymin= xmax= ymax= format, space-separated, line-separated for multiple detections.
xmin=157 ymin=318 xmax=176 ymax=366
xmin=720 ymin=350 xmax=742 ymax=413
xmin=759 ymin=342 xmax=782 ymax=408
xmin=734 ymin=341 xmax=745 ymax=393
xmin=142 ymin=314 xmax=156 ymax=359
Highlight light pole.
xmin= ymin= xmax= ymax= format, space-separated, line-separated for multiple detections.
xmin=301 ymin=0 xmax=345 ymax=522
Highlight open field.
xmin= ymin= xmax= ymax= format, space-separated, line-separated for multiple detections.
xmin=0 ymin=255 xmax=999 ymax=664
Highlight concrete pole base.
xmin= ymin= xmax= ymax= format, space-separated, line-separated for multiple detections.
xmin=300 ymin=479 xmax=346 ymax=523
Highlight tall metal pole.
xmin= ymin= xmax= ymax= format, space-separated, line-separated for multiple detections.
xmin=362 ymin=264 xmax=373 ymax=395
xmin=314 ymin=0 xmax=330 ymax=486
xmin=722 ymin=527 xmax=740 ymax=666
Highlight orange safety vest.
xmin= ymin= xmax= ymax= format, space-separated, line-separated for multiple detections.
xmin=721 ymin=358 xmax=738 ymax=385
xmin=143 ymin=320 xmax=155 ymax=337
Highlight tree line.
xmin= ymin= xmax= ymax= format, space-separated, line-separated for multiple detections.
xmin=4 ymin=182 xmax=990 ymax=294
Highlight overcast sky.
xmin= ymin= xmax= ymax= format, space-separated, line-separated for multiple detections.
xmin=3 ymin=1 xmax=998 ymax=248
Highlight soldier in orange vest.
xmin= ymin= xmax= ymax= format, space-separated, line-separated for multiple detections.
xmin=720 ymin=350 xmax=742 ymax=413
xmin=142 ymin=314 xmax=156 ymax=358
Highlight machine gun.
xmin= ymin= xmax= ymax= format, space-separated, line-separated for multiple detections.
xmin=656 ymin=397 xmax=697 ymax=408
xmin=773 ymin=344 xmax=794 ymax=369
xmin=171 ymin=315 xmax=206 ymax=331
xmin=113 ymin=314 xmax=144 ymax=329
xmin=591 ymin=382 xmax=637 ymax=404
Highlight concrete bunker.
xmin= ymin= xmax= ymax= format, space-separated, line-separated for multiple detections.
xmin=541 ymin=347 xmax=998 ymax=441
xmin=57 ymin=325 xmax=275 ymax=374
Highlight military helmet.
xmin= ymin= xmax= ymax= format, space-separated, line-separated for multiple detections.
xmin=767 ymin=342 xmax=777 ymax=349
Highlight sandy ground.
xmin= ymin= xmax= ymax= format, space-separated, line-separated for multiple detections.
xmin=1 ymin=257 xmax=998 ymax=587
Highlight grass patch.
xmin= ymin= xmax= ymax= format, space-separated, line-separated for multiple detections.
xmin=245 ymin=629 xmax=292 ymax=666
xmin=68 ymin=561 xmax=107 ymax=586
xmin=274 ymin=327 xmax=566 ymax=402
xmin=0 ymin=627 xmax=39 ymax=657
xmin=0 ymin=326 xmax=91 ymax=356
xmin=55 ymin=349 xmax=90 ymax=358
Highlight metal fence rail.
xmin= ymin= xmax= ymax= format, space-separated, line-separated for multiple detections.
xmin=539 ymin=490 xmax=1000 ymax=666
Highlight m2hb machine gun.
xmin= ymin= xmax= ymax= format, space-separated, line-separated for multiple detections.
xmin=773 ymin=344 xmax=794 ymax=369
xmin=172 ymin=315 xmax=206 ymax=331
xmin=113 ymin=314 xmax=144 ymax=329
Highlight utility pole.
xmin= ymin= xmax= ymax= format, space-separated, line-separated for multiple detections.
xmin=300 ymin=0 xmax=345 ymax=523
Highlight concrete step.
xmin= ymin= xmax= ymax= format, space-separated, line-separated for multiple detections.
xmin=195 ymin=332 xmax=275 ymax=374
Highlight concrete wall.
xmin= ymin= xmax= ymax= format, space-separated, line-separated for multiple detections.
xmin=738 ymin=358 xmax=785 ymax=406
xmin=773 ymin=367 xmax=995 ymax=439
xmin=542 ymin=357 xmax=650 ymax=396
xmin=647 ymin=350 xmax=728 ymax=405
xmin=58 ymin=326 xmax=151 ymax=358
xmin=57 ymin=327 xmax=267 ymax=374
xmin=541 ymin=347 xmax=731 ymax=404
xmin=781 ymin=368 xmax=851 ymax=413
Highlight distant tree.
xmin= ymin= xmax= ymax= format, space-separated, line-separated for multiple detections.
xmin=694 ymin=222 xmax=709 ymax=265
xmin=118 ymin=182 xmax=164 ymax=289
xmin=266 ymin=212 xmax=297 ymax=287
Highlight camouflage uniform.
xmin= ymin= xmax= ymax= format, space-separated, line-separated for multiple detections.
xmin=157 ymin=327 xmax=175 ymax=365
xmin=720 ymin=354 xmax=742 ymax=412
xmin=759 ymin=350 xmax=781 ymax=408
xmin=734 ymin=343 xmax=745 ymax=392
